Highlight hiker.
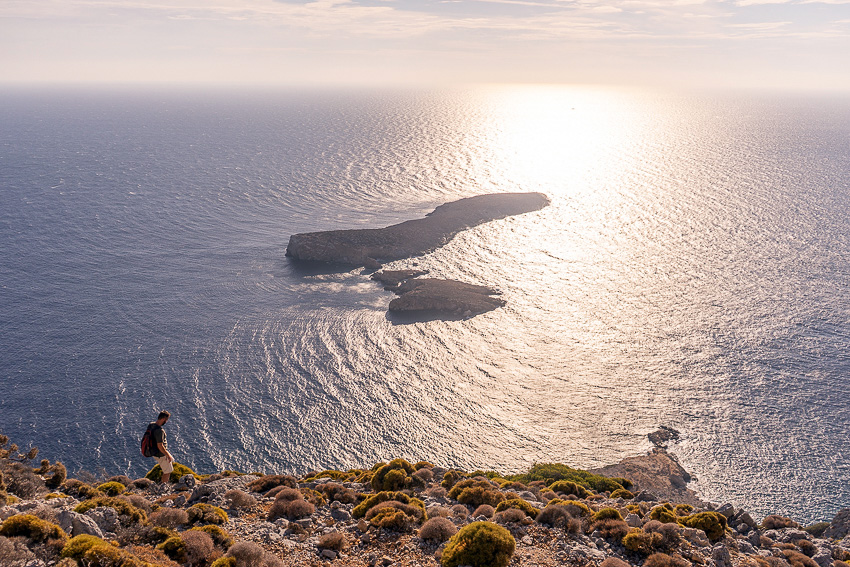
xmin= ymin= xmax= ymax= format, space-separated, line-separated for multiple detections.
xmin=147 ymin=410 xmax=174 ymax=483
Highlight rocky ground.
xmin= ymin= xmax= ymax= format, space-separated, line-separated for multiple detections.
xmin=2 ymin=440 xmax=850 ymax=567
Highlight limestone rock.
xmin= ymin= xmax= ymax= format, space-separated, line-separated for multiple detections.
xmin=286 ymin=192 xmax=550 ymax=267
xmin=825 ymin=508 xmax=850 ymax=539
xmin=85 ymin=506 xmax=120 ymax=534
xmin=57 ymin=510 xmax=104 ymax=538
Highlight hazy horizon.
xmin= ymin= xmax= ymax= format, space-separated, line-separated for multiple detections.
xmin=2 ymin=0 xmax=850 ymax=91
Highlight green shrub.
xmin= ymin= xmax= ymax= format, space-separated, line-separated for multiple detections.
xmin=611 ymin=477 xmax=634 ymax=490
xmin=548 ymin=480 xmax=590 ymax=498
xmin=61 ymin=479 xmax=103 ymax=500
xmin=61 ymin=534 xmax=106 ymax=560
xmin=371 ymin=459 xmax=415 ymax=492
xmin=96 ymin=481 xmax=126 ymax=496
xmin=74 ymin=497 xmax=147 ymax=524
xmin=352 ymin=491 xmax=426 ymax=519
xmin=623 ymin=528 xmax=662 ymax=555
xmin=157 ymin=535 xmax=186 ymax=563
xmin=680 ymin=511 xmax=727 ymax=542
xmin=299 ymin=487 xmax=327 ymax=507
xmin=414 ymin=461 xmax=434 ymax=470
xmin=611 ymin=488 xmax=634 ymax=499
xmin=145 ymin=462 xmax=197 ymax=483
xmin=211 ymin=558 xmax=237 ymax=567
xmin=0 ymin=513 xmax=68 ymax=543
xmin=186 ymin=503 xmax=228 ymax=526
xmin=441 ymin=521 xmax=516 ymax=567
xmin=593 ymin=507 xmax=624 ymax=522
xmin=303 ymin=469 xmax=354 ymax=482
xmin=441 ymin=470 xmax=466 ymax=489
xmin=83 ymin=543 xmax=146 ymax=567
xmin=802 ymin=522 xmax=830 ymax=538
xmin=509 ymin=463 xmax=627 ymax=493
xmin=494 ymin=498 xmax=539 ymax=518
xmin=547 ymin=499 xmax=591 ymax=517
xmin=45 ymin=492 xmax=71 ymax=500
xmin=448 ymin=479 xmax=505 ymax=508
xmin=365 ymin=500 xmax=426 ymax=531
xmin=650 ymin=504 xmax=677 ymax=524
xmin=190 ymin=525 xmax=234 ymax=550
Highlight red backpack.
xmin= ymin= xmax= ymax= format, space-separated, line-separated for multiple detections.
xmin=140 ymin=423 xmax=159 ymax=458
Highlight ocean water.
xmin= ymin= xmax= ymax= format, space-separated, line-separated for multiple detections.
xmin=1 ymin=85 xmax=849 ymax=522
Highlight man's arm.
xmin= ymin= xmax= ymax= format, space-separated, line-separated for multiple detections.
xmin=157 ymin=442 xmax=173 ymax=463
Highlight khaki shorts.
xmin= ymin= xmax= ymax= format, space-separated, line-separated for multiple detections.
xmin=155 ymin=455 xmax=174 ymax=474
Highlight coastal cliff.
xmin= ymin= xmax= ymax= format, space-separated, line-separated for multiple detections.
xmin=2 ymin=433 xmax=849 ymax=567
xmin=286 ymin=192 xmax=550 ymax=268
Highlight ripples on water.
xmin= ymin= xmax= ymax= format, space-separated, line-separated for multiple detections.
xmin=1 ymin=86 xmax=849 ymax=521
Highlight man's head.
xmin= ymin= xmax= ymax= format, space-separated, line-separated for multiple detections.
xmin=156 ymin=410 xmax=170 ymax=424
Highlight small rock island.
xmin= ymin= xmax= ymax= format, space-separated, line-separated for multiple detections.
xmin=372 ymin=270 xmax=505 ymax=317
xmin=286 ymin=192 xmax=550 ymax=269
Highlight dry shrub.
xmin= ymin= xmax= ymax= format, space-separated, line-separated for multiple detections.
xmin=473 ymin=505 xmax=495 ymax=519
xmin=225 ymin=541 xmax=277 ymax=567
xmin=419 ymin=517 xmax=457 ymax=542
xmin=782 ymin=550 xmax=819 ymax=567
xmin=270 ymin=487 xmax=301 ymax=501
xmin=451 ymin=504 xmax=469 ymax=519
xmin=413 ymin=468 xmax=434 ymax=483
xmin=107 ymin=475 xmax=133 ymax=486
xmin=601 ymin=558 xmax=631 ymax=567
xmin=794 ymin=540 xmax=815 ymax=557
xmin=427 ymin=506 xmax=452 ymax=518
xmin=834 ymin=561 xmax=850 ymax=567
xmin=761 ymin=536 xmax=775 ymax=547
xmin=182 ymin=529 xmax=215 ymax=567
xmin=317 ymin=532 xmax=347 ymax=552
xmin=0 ymin=535 xmax=38 ymax=565
xmin=4 ymin=463 xmax=46 ymax=498
xmin=596 ymin=519 xmax=630 ymax=540
xmin=645 ymin=522 xmax=682 ymax=551
xmin=149 ymin=508 xmax=189 ymax=528
xmin=495 ymin=507 xmax=526 ymax=524
xmin=644 ymin=553 xmax=690 ymax=567
xmin=246 ymin=475 xmax=297 ymax=494
xmin=224 ymin=489 xmax=256 ymax=510
xmin=424 ymin=486 xmax=447 ymax=499
xmin=131 ymin=478 xmax=154 ymax=490
xmin=124 ymin=494 xmax=152 ymax=515
xmin=267 ymin=498 xmax=314 ymax=522
xmin=130 ymin=545 xmax=182 ymax=567
xmin=317 ymin=483 xmax=356 ymax=504
xmin=763 ymin=515 xmax=799 ymax=530
xmin=751 ymin=556 xmax=791 ymax=567
xmin=536 ymin=505 xmax=580 ymax=532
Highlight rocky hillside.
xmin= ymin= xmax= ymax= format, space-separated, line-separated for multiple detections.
xmin=2 ymin=433 xmax=849 ymax=567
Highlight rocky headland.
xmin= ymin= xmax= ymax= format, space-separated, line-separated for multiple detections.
xmin=3 ymin=432 xmax=850 ymax=567
xmin=286 ymin=192 xmax=550 ymax=269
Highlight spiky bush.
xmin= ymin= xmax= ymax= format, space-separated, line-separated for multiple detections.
xmin=149 ymin=508 xmax=189 ymax=528
xmin=495 ymin=507 xmax=526 ymax=524
xmin=352 ymin=491 xmax=425 ymax=519
xmin=268 ymin=498 xmax=315 ymax=521
xmin=448 ymin=478 xmax=505 ymax=508
xmin=44 ymin=462 xmax=67 ymax=490
xmin=650 ymin=504 xmax=677 ymax=524
xmin=644 ymin=553 xmax=690 ymax=567
xmin=224 ymin=489 xmax=256 ymax=510
xmin=96 ymin=481 xmax=126 ymax=497
xmin=62 ymin=479 xmax=103 ymax=500
xmin=157 ymin=536 xmax=186 ymax=563
xmin=222 ymin=540 xmax=282 ymax=567
xmin=472 ymin=504 xmax=495 ymax=518
xmin=2 ymin=462 xmax=45 ymax=498
xmin=182 ymin=529 xmax=215 ymax=567
xmin=0 ymin=514 xmax=68 ymax=543
xmin=299 ymin=487 xmax=326 ymax=507
xmin=441 ymin=470 xmax=466 ymax=489
xmin=190 ymin=525 xmax=233 ymax=550
xmin=495 ymin=498 xmax=539 ymax=518
xmin=270 ymin=486 xmax=301 ymax=501
xmin=246 ymin=474 xmax=297 ymax=494
xmin=74 ymin=497 xmax=147 ymax=524
xmin=440 ymin=521 xmax=515 ymax=567
xmin=674 ymin=504 xmax=693 ymax=516
xmin=549 ymin=480 xmax=590 ymax=498
xmin=680 ymin=511 xmax=727 ymax=542
xmin=548 ymin=499 xmax=591 ymax=517
xmin=61 ymin=534 xmax=106 ymax=561
xmin=536 ymin=504 xmax=579 ymax=531
xmin=365 ymin=500 xmax=425 ymax=531
xmin=187 ymin=503 xmax=228 ymax=526
xmin=594 ymin=508 xmax=624 ymax=522
xmin=145 ymin=462 xmax=196 ymax=483
xmin=509 ymin=463 xmax=628 ymax=493
xmin=317 ymin=532 xmax=348 ymax=551
xmin=371 ymin=459 xmax=415 ymax=492
xmin=762 ymin=515 xmax=799 ymax=530
xmin=595 ymin=518 xmax=630 ymax=540
xmin=611 ymin=488 xmax=634 ymax=499
xmin=644 ymin=521 xmax=682 ymax=551
xmin=420 ymin=517 xmax=458 ymax=542
xmin=600 ymin=558 xmax=630 ymax=567
xmin=83 ymin=543 xmax=147 ymax=567
xmin=316 ymin=482 xmax=356 ymax=504
xmin=623 ymin=528 xmax=663 ymax=555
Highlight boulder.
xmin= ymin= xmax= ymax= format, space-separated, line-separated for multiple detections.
xmin=825 ymin=508 xmax=850 ymax=540
xmin=57 ymin=510 xmax=104 ymax=538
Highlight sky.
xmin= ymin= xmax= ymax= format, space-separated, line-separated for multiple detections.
xmin=1 ymin=0 xmax=849 ymax=89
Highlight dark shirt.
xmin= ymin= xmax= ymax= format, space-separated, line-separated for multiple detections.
xmin=150 ymin=423 xmax=167 ymax=457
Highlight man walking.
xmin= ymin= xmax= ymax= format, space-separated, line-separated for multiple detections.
xmin=148 ymin=410 xmax=174 ymax=483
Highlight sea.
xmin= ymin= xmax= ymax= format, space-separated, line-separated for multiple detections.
xmin=1 ymin=85 xmax=849 ymax=523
